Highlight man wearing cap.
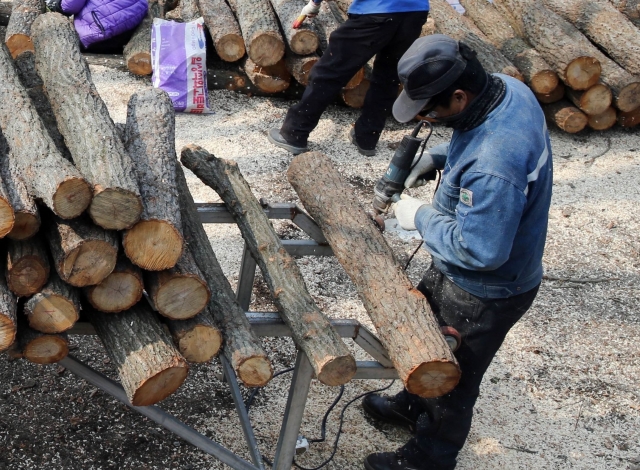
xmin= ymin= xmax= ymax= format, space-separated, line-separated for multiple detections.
xmin=362 ymin=35 xmax=553 ymax=470
xmin=267 ymin=0 xmax=429 ymax=157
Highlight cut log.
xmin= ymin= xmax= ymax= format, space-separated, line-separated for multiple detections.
xmin=6 ymin=236 xmax=49 ymax=297
xmin=420 ymin=16 xmax=437 ymax=37
xmin=341 ymin=78 xmax=370 ymax=108
xmin=24 ymin=269 xmax=80 ymax=333
xmin=244 ymin=57 xmax=291 ymax=93
xmin=165 ymin=0 xmax=199 ymax=21
xmin=542 ymin=99 xmax=589 ymax=133
xmin=181 ymin=146 xmax=357 ymax=386
xmin=122 ymin=88 xmax=184 ymax=271
xmin=227 ymin=0 xmax=285 ymax=66
xmin=429 ymin=0 xmax=523 ymax=81
xmin=84 ymin=253 xmax=143 ymax=313
xmin=163 ymin=307 xmax=222 ymax=363
xmin=88 ymin=302 xmax=189 ymax=406
xmin=145 ymin=247 xmax=211 ymax=320
xmin=492 ymin=0 xmax=527 ymax=37
xmin=5 ymin=0 xmax=44 ymax=58
xmin=18 ymin=325 xmax=68 ymax=364
xmin=284 ymin=51 xmax=318 ymax=86
xmin=534 ymin=81 xmax=565 ymax=104
xmin=198 ymin=0 xmax=245 ymax=62
xmin=123 ymin=0 xmax=165 ymax=76
xmin=333 ymin=0 xmax=350 ymax=15
xmin=618 ymin=106 xmax=640 ymax=127
xmin=287 ymin=152 xmax=460 ymax=398
xmin=0 ymin=2 xmax=12 ymax=26
xmin=0 ymin=170 xmax=14 ymax=238
xmin=0 ymin=260 xmax=17 ymax=352
xmin=269 ymin=0 xmax=318 ymax=55
xmin=32 ymin=13 xmax=143 ymax=230
xmin=459 ymin=0 xmax=559 ymax=94
xmin=44 ymin=214 xmax=118 ymax=287
xmin=310 ymin=0 xmax=340 ymax=52
xmin=0 ymin=44 xmax=92 ymax=219
xmin=609 ymin=0 xmax=640 ymax=25
xmin=565 ymin=84 xmax=613 ymax=116
xmin=587 ymin=107 xmax=617 ymax=130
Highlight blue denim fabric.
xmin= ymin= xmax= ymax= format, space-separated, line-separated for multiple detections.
xmin=414 ymin=75 xmax=553 ymax=299
xmin=348 ymin=0 xmax=429 ymax=14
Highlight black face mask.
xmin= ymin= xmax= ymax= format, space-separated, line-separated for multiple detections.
xmin=435 ymin=74 xmax=506 ymax=131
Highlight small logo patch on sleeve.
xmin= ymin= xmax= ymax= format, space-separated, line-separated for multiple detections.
xmin=460 ymin=188 xmax=473 ymax=207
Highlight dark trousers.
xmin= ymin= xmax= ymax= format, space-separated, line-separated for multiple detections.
xmin=396 ymin=264 xmax=540 ymax=469
xmin=279 ymin=11 xmax=428 ymax=149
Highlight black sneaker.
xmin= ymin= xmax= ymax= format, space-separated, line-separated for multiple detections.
xmin=362 ymin=393 xmax=417 ymax=433
xmin=267 ymin=129 xmax=308 ymax=155
xmin=364 ymin=451 xmax=422 ymax=470
xmin=349 ymin=127 xmax=376 ymax=156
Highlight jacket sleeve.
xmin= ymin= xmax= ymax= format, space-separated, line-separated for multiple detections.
xmin=426 ymin=142 xmax=449 ymax=169
xmin=414 ymin=172 xmax=527 ymax=271
xmin=61 ymin=0 xmax=87 ymax=15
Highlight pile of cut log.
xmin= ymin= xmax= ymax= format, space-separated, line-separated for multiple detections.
xmin=0 ymin=10 xmax=461 ymax=405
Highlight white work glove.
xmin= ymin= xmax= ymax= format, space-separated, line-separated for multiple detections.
xmin=404 ymin=151 xmax=436 ymax=189
xmin=392 ymin=194 xmax=427 ymax=231
xmin=300 ymin=0 xmax=321 ymax=17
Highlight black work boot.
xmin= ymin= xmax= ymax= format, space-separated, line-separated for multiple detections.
xmin=267 ymin=128 xmax=308 ymax=155
xmin=362 ymin=393 xmax=417 ymax=432
xmin=364 ymin=451 xmax=423 ymax=470
xmin=349 ymin=127 xmax=376 ymax=156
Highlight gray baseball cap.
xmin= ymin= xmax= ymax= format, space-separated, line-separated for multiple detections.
xmin=392 ymin=34 xmax=468 ymax=123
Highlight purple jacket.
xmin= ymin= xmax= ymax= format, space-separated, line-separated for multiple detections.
xmin=62 ymin=0 xmax=147 ymax=48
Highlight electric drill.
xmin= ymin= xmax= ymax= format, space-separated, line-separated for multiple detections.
xmin=372 ymin=120 xmax=436 ymax=214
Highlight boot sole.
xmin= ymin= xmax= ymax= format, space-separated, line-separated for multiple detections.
xmin=267 ymin=130 xmax=308 ymax=155
xmin=349 ymin=129 xmax=376 ymax=156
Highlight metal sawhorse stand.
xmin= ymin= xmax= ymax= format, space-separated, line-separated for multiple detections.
xmin=64 ymin=203 xmax=398 ymax=470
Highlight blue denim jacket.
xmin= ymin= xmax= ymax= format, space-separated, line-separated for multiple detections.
xmin=414 ymin=75 xmax=553 ymax=299
xmin=348 ymin=0 xmax=429 ymax=14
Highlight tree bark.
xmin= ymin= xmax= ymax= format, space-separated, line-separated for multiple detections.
xmin=4 ymin=0 xmax=44 ymax=58
xmin=227 ymin=0 xmax=285 ymax=66
xmin=89 ymin=302 xmax=189 ymax=406
xmin=534 ymin=81 xmax=565 ymax=104
xmin=0 ymin=2 xmax=12 ymax=27
xmin=198 ymin=0 xmax=245 ymax=62
xmin=341 ymin=78 xmax=370 ymax=108
xmin=84 ymin=252 xmax=143 ymax=313
xmin=0 ymin=260 xmax=17 ymax=352
xmin=287 ymin=152 xmax=461 ymax=398
xmin=32 ymin=13 xmax=143 ymax=230
xmin=492 ymin=0 xmax=528 ymax=37
xmin=123 ymin=0 xmax=165 ymax=76
xmin=181 ymin=146 xmax=357 ymax=386
xmin=17 ymin=324 xmax=68 ymax=364
xmin=609 ymin=0 xmax=640 ymax=26
xmin=284 ymin=50 xmax=318 ymax=86
xmin=618 ymin=105 xmax=640 ymax=127
xmin=243 ymin=57 xmax=291 ymax=93
xmin=24 ymin=269 xmax=80 ymax=333
xmin=163 ymin=306 xmax=222 ymax=363
xmin=310 ymin=0 xmax=340 ymax=52
xmin=565 ymin=84 xmax=612 ymax=116
xmin=429 ymin=0 xmax=523 ymax=81
xmin=542 ymin=99 xmax=589 ymax=133
xmin=269 ymin=0 xmax=319 ymax=55
xmin=0 ymin=167 xmax=14 ymax=238
xmin=587 ymin=106 xmax=617 ymax=130
xmin=175 ymin=163 xmax=273 ymax=387
xmin=122 ymin=88 xmax=184 ymax=271
xmin=0 ymin=43 xmax=92 ymax=219
xmin=6 ymin=236 xmax=49 ymax=297
xmin=44 ymin=214 xmax=118 ymax=287
xmin=165 ymin=0 xmax=199 ymax=21
xmin=144 ymin=246 xmax=211 ymax=320
xmin=459 ymin=0 xmax=559 ymax=94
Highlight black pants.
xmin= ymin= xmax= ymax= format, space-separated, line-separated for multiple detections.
xmin=396 ymin=265 xmax=540 ymax=469
xmin=279 ymin=11 xmax=428 ymax=149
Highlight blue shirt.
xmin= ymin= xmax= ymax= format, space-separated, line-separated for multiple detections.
xmin=414 ymin=75 xmax=553 ymax=299
xmin=348 ymin=0 xmax=429 ymax=14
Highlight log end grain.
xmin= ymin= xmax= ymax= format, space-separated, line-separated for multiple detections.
xmin=246 ymin=59 xmax=291 ymax=93
xmin=123 ymin=220 xmax=184 ymax=271
xmin=248 ymin=32 xmax=285 ymax=67
xmin=317 ymin=355 xmax=357 ymax=386
xmin=217 ymin=34 xmax=246 ymax=62
xmin=535 ymin=81 xmax=565 ymax=104
xmin=565 ymin=57 xmax=601 ymax=91
xmin=89 ymin=188 xmax=143 ymax=230
xmin=544 ymin=102 xmax=589 ymax=133
xmin=292 ymin=56 xmax=318 ymax=87
xmin=52 ymin=177 xmax=93 ymax=220
xmin=85 ymin=272 xmax=144 ymax=313
xmin=0 ymin=317 xmax=17 ymax=351
xmin=616 ymin=82 xmax=640 ymax=113
xmin=7 ymin=255 xmax=49 ymax=297
xmin=22 ymin=335 xmax=68 ymax=364
xmin=587 ymin=107 xmax=617 ymax=131
xmin=7 ymin=212 xmax=41 ymax=240
xmin=530 ymin=70 xmax=560 ymax=95
xmin=236 ymin=355 xmax=274 ymax=387
xmin=26 ymin=294 xmax=80 ymax=333
xmin=153 ymin=275 xmax=210 ymax=320
xmin=341 ymin=78 xmax=370 ymax=108
xmin=574 ymin=84 xmax=613 ymax=116
xmin=6 ymin=35 xmax=34 ymax=59
xmin=342 ymin=68 xmax=364 ymax=91
xmin=618 ymin=106 xmax=640 ymax=127
xmin=126 ymin=53 xmax=152 ymax=76
xmin=60 ymin=240 xmax=118 ymax=287
xmin=131 ymin=364 xmax=189 ymax=406
xmin=405 ymin=360 xmax=461 ymax=398
xmin=290 ymin=30 xmax=319 ymax=55
xmin=0 ymin=197 xmax=14 ymax=238
xmin=176 ymin=325 xmax=222 ymax=363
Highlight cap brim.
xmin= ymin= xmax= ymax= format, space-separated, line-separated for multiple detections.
xmin=392 ymin=89 xmax=430 ymax=123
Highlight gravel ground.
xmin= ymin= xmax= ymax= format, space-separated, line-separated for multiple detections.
xmin=1 ymin=65 xmax=639 ymax=470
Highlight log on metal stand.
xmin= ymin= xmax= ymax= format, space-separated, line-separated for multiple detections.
xmin=227 ymin=0 xmax=285 ymax=66
xmin=44 ymin=214 xmax=118 ymax=287
xmin=198 ymin=0 xmax=245 ymax=62
xmin=181 ymin=146 xmax=357 ymax=386
xmin=17 ymin=320 xmax=68 ymax=363
xmin=269 ymin=0 xmax=318 ymax=55
xmin=84 ymin=252 xmax=143 ymax=313
xmin=88 ymin=302 xmax=189 ymax=406
xmin=122 ymin=88 xmax=184 ymax=271
xmin=6 ymin=236 xmax=50 ymax=297
xmin=32 ymin=13 xmax=143 ymax=231
xmin=534 ymin=81 xmax=565 ymax=104
xmin=287 ymin=152 xmax=460 ymax=398
xmin=163 ymin=306 xmax=222 ymax=363
xmin=0 ymin=261 xmax=17 ymax=352
xmin=123 ymin=0 xmax=165 ymax=76
xmin=24 ymin=269 xmax=80 ymax=333
xmin=4 ymin=0 xmax=44 ymax=58
xmin=587 ymin=107 xmax=617 ymax=131
xmin=565 ymin=84 xmax=612 ymax=116
xmin=543 ymin=99 xmax=589 ymax=133
xmin=0 ymin=44 xmax=92 ymax=219
xmin=243 ymin=57 xmax=291 ymax=93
